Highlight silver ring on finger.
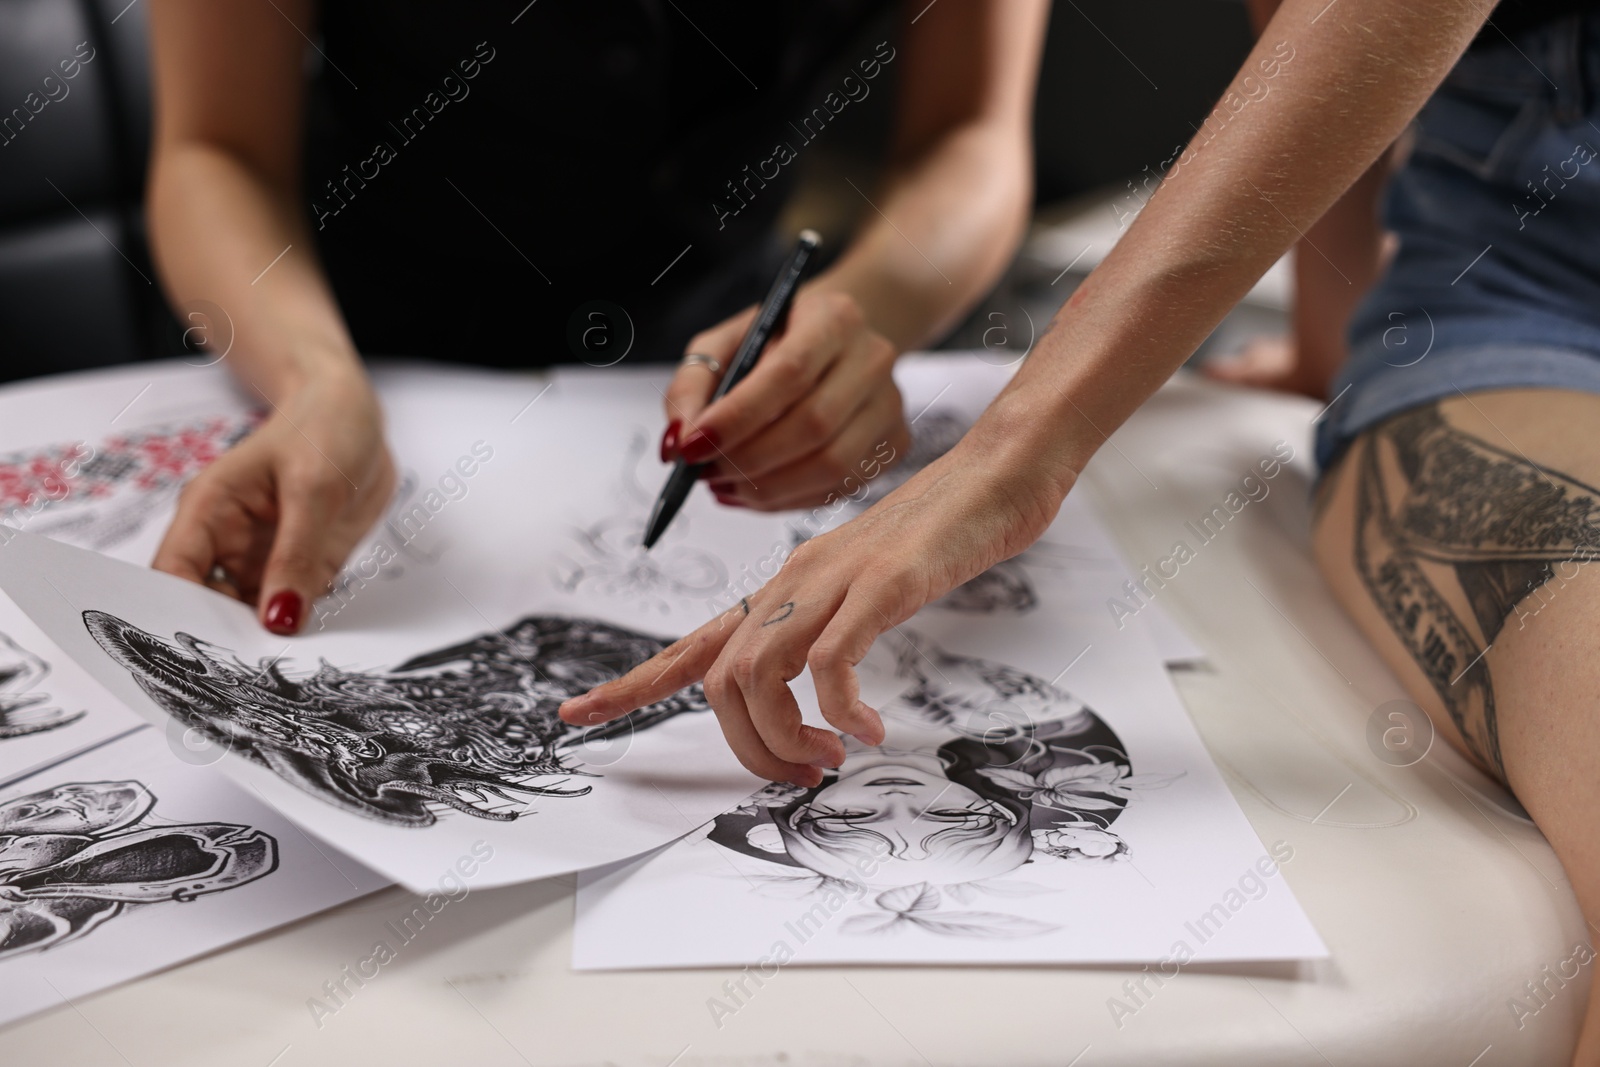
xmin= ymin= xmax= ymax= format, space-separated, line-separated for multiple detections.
xmin=682 ymin=352 xmax=722 ymax=375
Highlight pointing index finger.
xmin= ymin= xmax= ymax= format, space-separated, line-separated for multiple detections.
xmin=559 ymin=608 xmax=739 ymax=725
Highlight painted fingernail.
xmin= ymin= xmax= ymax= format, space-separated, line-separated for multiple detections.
xmin=707 ymin=478 xmax=739 ymax=494
xmin=678 ymin=427 xmax=720 ymax=464
xmin=712 ymin=492 xmax=747 ymax=509
xmin=263 ymin=590 xmax=304 ymax=635
xmin=659 ymin=420 xmax=681 ymax=463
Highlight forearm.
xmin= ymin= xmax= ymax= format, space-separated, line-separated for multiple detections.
xmin=809 ymin=118 xmax=1033 ymax=352
xmin=147 ymin=142 xmax=365 ymax=403
xmin=1249 ymin=0 xmax=1391 ymax=395
xmin=970 ymin=0 xmax=1485 ymax=492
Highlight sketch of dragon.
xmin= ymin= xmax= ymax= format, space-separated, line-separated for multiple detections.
xmin=82 ymin=612 xmax=708 ymax=828
xmin=0 ymin=780 xmax=276 ymax=960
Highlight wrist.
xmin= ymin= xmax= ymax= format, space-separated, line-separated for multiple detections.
xmin=263 ymin=343 xmax=370 ymax=404
xmin=963 ymin=384 xmax=1092 ymax=504
xmin=803 ymin=266 xmax=922 ymax=353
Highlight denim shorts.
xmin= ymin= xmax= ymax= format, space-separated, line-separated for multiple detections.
xmin=1314 ymin=14 xmax=1600 ymax=470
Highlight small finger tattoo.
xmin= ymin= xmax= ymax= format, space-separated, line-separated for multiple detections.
xmin=739 ymin=596 xmax=751 ymax=616
xmin=761 ymin=601 xmax=796 ymax=627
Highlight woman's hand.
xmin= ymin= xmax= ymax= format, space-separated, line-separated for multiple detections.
xmin=660 ymin=288 xmax=911 ymax=511
xmin=560 ymin=423 xmax=1069 ymax=786
xmin=152 ymin=368 xmax=396 ymax=635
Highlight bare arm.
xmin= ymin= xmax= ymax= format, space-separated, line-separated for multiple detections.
xmin=810 ymin=0 xmax=1050 ymax=350
xmin=147 ymin=0 xmax=362 ymax=397
xmin=1211 ymin=0 xmax=1392 ymax=397
xmin=146 ymin=0 xmax=394 ymax=635
xmin=660 ymin=0 xmax=1049 ymax=510
xmin=982 ymin=0 xmax=1485 ymax=491
xmin=565 ymin=0 xmax=1497 ymax=787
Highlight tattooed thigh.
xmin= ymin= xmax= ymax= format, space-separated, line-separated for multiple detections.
xmin=1340 ymin=397 xmax=1600 ymax=780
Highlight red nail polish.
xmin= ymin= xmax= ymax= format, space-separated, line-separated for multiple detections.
xmin=263 ymin=590 xmax=304 ymax=635
xmin=659 ymin=420 xmax=681 ymax=463
xmin=713 ymin=492 xmax=747 ymax=509
xmin=678 ymin=427 xmax=720 ymax=464
xmin=707 ymin=478 xmax=739 ymax=494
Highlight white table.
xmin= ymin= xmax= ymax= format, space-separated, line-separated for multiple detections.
xmin=1 ymin=364 xmax=1582 ymax=1067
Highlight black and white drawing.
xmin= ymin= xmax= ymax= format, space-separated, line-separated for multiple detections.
xmin=0 ymin=779 xmax=277 ymax=960
xmin=703 ymin=629 xmax=1180 ymax=938
xmin=553 ymin=428 xmax=731 ymax=613
xmin=0 ymin=633 xmax=85 ymax=740
xmin=82 ymin=611 xmax=709 ymax=827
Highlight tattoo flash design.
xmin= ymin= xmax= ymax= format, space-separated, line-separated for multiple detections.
xmin=1354 ymin=403 xmax=1600 ymax=778
xmin=82 ymin=612 xmax=708 ymax=827
xmin=0 ymin=414 xmax=261 ymax=552
xmin=706 ymin=629 xmax=1180 ymax=938
xmin=0 ymin=633 xmax=85 ymax=740
xmin=0 ymin=780 xmax=276 ymax=960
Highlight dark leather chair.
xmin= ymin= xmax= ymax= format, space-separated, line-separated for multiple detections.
xmin=0 ymin=0 xmax=165 ymax=382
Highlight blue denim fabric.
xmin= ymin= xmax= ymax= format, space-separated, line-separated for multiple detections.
xmin=1314 ymin=14 xmax=1600 ymax=470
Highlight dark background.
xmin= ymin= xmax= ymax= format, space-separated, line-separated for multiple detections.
xmin=0 ymin=0 xmax=1254 ymax=382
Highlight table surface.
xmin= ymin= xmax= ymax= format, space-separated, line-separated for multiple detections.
xmin=0 ymin=364 xmax=1583 ymax=1067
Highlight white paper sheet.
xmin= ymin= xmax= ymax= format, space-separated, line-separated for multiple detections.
xmin=0 ymin=530 xmax=763 ymax=893
xmin=0 ymin=360 xmax=257 ymax=568
xmin=559 ymin=356 xmax=1316 ymax=968
xmin=0 ymin=356 xmax=1202 ymax=660
xmin=0 ymin=589 xmax=144 ymax=785
xmin=0 ymin=355 xmax=1207 ymax=910
xmin=553 ymin=355 xmax=1207 ymax=662
xmin=0 ymin=361 xmax=785 ymax=892
xmin=573 ymin=585 xmax=1326 ymax=969
xmin=0 ymin=727 xmax=384 ymax=1027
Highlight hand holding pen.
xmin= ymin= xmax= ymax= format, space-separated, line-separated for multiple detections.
xmin=650 ymin=231 xmax=911 ymax=528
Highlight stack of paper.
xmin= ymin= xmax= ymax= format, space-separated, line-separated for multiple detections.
xmin=0 ymin=354 xmax=1319 ymax=1028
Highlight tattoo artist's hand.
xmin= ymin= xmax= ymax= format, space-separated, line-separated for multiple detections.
xmin=559 ymin=431 xmax=1067 ymax=785
xmin=152 ymin=369 xmax=396 ymax=635
xmin=660 ymin=289 xmax=911 ymax=510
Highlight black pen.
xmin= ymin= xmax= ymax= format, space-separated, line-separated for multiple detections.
xmin=641 ymin=229 xmax=822 ymax=550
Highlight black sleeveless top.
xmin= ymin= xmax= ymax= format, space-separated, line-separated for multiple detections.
xmin=1474 ymin=0 xmax=1597 ymax=44
xmin=304 ymin=0 xmax=894 ymax=367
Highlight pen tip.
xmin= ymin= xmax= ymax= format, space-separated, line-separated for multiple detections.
xmin=798 ymin=228 xmax=821 ymax=247
xmin=640 ymin=508 xmax=664 ymax=552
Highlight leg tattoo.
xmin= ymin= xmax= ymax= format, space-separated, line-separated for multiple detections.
xmin=1353 ymin=403 xmax=1600 ymax=780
